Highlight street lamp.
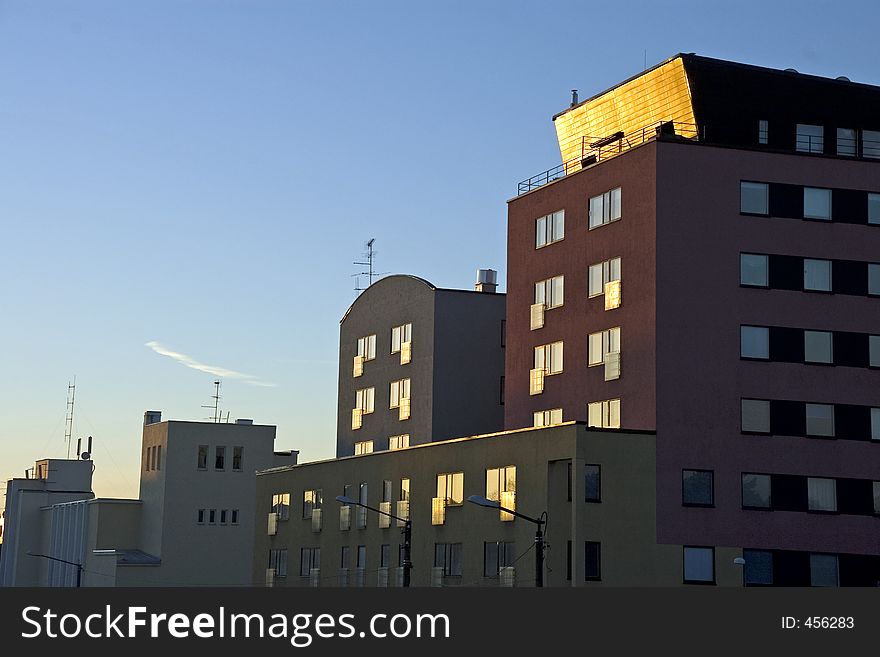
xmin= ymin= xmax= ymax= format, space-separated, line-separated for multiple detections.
xmin=28 ymin=552 xmax=83 ymax=587
xmin=335 ymin=495 xmax=412 ymax=587
xmin=467 ymin=494 xmax=547 ymax=587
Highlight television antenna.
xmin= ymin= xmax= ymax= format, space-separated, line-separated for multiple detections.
xmin=64 ymin=378 xmax=76 ymax=459
xmin=353 ymin=238 xmax=389 ymax=294
xmin=201 ymin=380 xmax=222 ymax=423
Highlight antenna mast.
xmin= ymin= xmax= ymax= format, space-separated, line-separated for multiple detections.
xmin=201 ymin=380 xmax=222 ymax=423
xmin=64 ymin=378 xmax=76 ymax=459
xmin=353 ymin=238 xmax=376 ymax=293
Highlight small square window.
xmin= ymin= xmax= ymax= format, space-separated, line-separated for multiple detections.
xmin=806 ymin=403 xmax=835 ymax=437
xmin=742 ymin=473 xmax=771 ymax=509
xmin=683 ymin=546 xmax=715 ymax=584
xmin=740 ymin=182 xmax=769 ymax=215
xmin=741 ymin=326 xmax=769 ymax=359
xmin=807 ymin=477 xmax=837 ymax=512
xmin=809 ymin=554 xmax=838 ymax=587
xmin=804 ymin=330 xmax=833 ymax=364
xmin=682 ymin=469 xmax=714 ymax=506
xmin=740 ymin=253 xmax=768 ymax=287
xmin=803 ymin=259 xmax=832 ymax=292
xmin=865 ymin=130 xmax=880 ymax=159
xmin=744 ymin=549 xmax=773 ymax=586
xmin=741 ymin=399 xmax=771 ymax=433
xmin=804 ymin=187 xmax=832 ymax=220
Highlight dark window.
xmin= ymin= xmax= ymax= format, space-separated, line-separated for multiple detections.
xmin=434 ymin=543 xmax=462 ymax=577
xmin=197 ymin=509 xmax=205 ymax=524
xmin=232 ymin=446 xmax=243 ymax=471
xmin=380 ymin=544 xmax=390 ymax=568
xmin=585 ymin=542 xmax=601 ymax=581
xmin=500 ymin=376 xmax=505 ymax=405
xmin=585 ymin=464 xmax=601 ymax=502
xmin=231 ymin=509 xmax=239 ymax=525
xmin=682 ymin=470 xmax=714 ymax=506
xmin=197 ymin=445 xmax=208 ymax=470
xmin=566 ymin=540 xmax=572 ymax=581
xmin=742 ymin=473 xmax=772 ymax=509
xmin=744 ymin=549 xmax=773 ymax=586
xmin=483 ymin=541 xmax=515 ymax=577
xmin=215 ymin=446 xmax=225 ymax=470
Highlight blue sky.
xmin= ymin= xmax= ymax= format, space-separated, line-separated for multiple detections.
xmin=2 ymin=0 xmax=878 ymax=498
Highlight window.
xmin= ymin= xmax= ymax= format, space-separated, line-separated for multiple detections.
xmin=682 ymin=470 xmax=714 ymax=506
xmin=588 ymin=327 xmax=621 ymax=367
xmin=389 ymin=378 xmax=411 ymax=408
xmin=803 ymin=259 xmax=832 ymax=292
xmin=391 ymin=323 xmax=412 ymax=354
xmin=533 ymin=408 xmax=563 ymax=427
xmin=380 ymin=544 xmax=391 ymax=569
xmin=588 ymin=399 xmax=620 ymax=429
xmin=683 ymin=546 xmax=715 ymax=584
xmin=589 ymin=187 xmax=622 ymax=229
xmin=155 ymin=445 xmax=161 ymax=471
xmin=740 ymin=182 xmax=769 ymax=215
xmin=303 ymin=489 xmax=322 ymax=519
xmin=436 ymin=472 xmax=464 ymax=505
xmin=382 ymin=480 xmax=392 ymax=503
xmin=357 ymin=483 xmax=368 ymax=529
xmin=214 ymin=446 xmax=225 ymax=470
xmin=197 ymin=445 xmax=208 ymax=470
xmin=354 ymin=440 xmax=374 ymax=455
xmin=758 ymin=119 xmax=768 ymax=145
xmin=803 ymin=187 xmax=832 ymax=220
xmin=585 ymin=464 xmax=600 ymax=502
xmin=837 ymin=128 xmax=856 ymax=156
xmin=870 ymin=264 xmax=880 ymax=296
xmin=355 ymin=387 xmax=375 ymax=414
xmin=807 ymin=477 xmax=837 ymax=512
xmin=536 ymin=210 xmax=565 ymax=248
xmin=584 ymin=542 xmax=601 ymax=581
xmin=357 ymin=545 xmax=366 ymax=570
xmin=740 ymin=253 xmax=768 ymax=287
xmin=742 ymin=473 xmax=771 ymax=509
xmin=485 ymin=465 xmax=516 ymax=502
xmin=535 ymin=275 xmax=564 ymax=309
xmin=534 ymin=341 xmax=563 ymax=375
xmin=208 ymin=509 xmax=216 ymax=524
xmin=806 ymin=403 xmax=835 ymax=437
xmin=871 ymin=336 xmax=880 ymax=368
xmin=197 ymin=509 xmax=205 ymax=524
xmin=865 ymin=192 xmax=880 ymax=226
xmin=809 ymin=554 xmax=838 ymax=587
xmin=269 ymin=548 xmax=289 ymax=578
xmin=872 ymin=408 xmax=880 ymax=440
xmin=231 ymin=509 xmax=239 ymax=525
xmin=434 ymin=543 xmax=462 ymax=577
xmin=740 ymin=326 xmax=769 ymax=359
xmin=299 ymin=547 xmax=319 ymax=578
xmin=220 ymin=509 xmax=228 ymax=525
xmin=271 ymin=493 xmax=290 ymax=521
xmin=357 ymin=334 xmax=376 ymax=361
xmin=232 ymin=446 xmax=243 ymax=471
xmin=588 ymin=257 xmax=621 ymax=298
xmin=796 ymin=123 xmax=824 ymax=153
xmin=873 ymin=481 xmax=880 ymax=514
xmin=340 ymin=546 xmax=350 ymax=569
xmin=389 ymin=434 xmax=410 ymax=450
xmin=743 ymin=549 xmax=773 ymax=586
xmin=863 ymin=130 xmax=880 ymax=159
xmin=741 ymin=399 xmax=770 ymax=433
xmin=804 ymin=330 xmax=833 ymax=364
xmin=483 ymin=541 xmax=515 ymax=577
xmin=400 ymin=478 xmax=410 ymax=501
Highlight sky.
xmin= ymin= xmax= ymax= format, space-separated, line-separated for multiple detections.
xmin=1 ymin=0 xmax=878 ymax=499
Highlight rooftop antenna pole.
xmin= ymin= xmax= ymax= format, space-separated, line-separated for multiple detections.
xmin=64 ymin=378 xmax=76 ymax=459
xmin=201 ymin=380 xmax=221 ymax=423
xmin=353 ymin=238 xmax=376 ymax=293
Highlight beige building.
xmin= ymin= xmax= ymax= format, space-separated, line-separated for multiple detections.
xmin=254 ymin=422 xmax=742 ymax=587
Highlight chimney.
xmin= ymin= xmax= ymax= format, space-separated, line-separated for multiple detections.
xmin=235 ymin=418 xmax=254 ymax=425
xmin=144 ymin=410 xmax=162 ymax=426
xmin=570 ymin=89 xmax=579 ymax=107
xmin=475 ymin=268 xmax=498 ymax=293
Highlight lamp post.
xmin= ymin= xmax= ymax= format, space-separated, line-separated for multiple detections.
xmin=28 ymin=552 xmax=83 ymax=587
xmin=335 ymin=495 xmax=412 ymax=587
xmin=467 ymin=495 xmax=546 ymax=587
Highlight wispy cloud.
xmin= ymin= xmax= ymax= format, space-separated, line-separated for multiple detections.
xmin=145 ymin=341 xmax=277 ymax=388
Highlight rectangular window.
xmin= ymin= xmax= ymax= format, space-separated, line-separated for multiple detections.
xmin=485 ymin=466 xmax=516 ymax=502
xmin=682 ymin=470 xmax=714 ymax=506
xmin=534 ymin=341 xmax=563 ymax=375
xmin=215 ymin=446 xmax=225 ymax=470
xmin=744 ymin=549 xmax=773 ymax=586
xmin=870 ymin=264 xmax=880 ymax=296
xmin=740 ymin=253 xmax=768 ymax=287
xmin=535 ymin=275 xmax=564 ymax=309
xmin=588 ymin=399 xmax=620 ymax=429
xmin=873 ymin=481 xmax=880 ymax=514
xmin=340 ymin=546 xmax=350 ymax=569
xmin=589 ymin=187 xmax=622 ymax=229
xmin=872 ymin=408 xmax=880 ymax=440
xmin=389 ymin=378 xmax=411 ymax=408
xmin=807 ymin=477 xmax=837 ymax=512
xmin=810 ymin=554 xmax=838 ymax=587
xmin=302 ymin=489 xmax=322 ymax=519
xmin=355 ymin=387 xmax=375 ymax=414
xmin=400 ymin=478 xmax=410 ymax=501
xmin=232 ymin=446 xmax=243 ymax=471
xmin=391 ymin=323 xmax=412 ymax=354
xmin=197 ymin=445 xmax=208 ymax=470
xmin=683 ymin=546 xmax=715 ymax=584
xmin=740 ymin=326 xmax=769 ymax=359
xmin=483 ymin=541 xmax=515 ymax=577
xmin=533 ymin=408 xmax=563 ymax=427
xmin=863 ymin=130 xmax=880 ymax=159
xmin=299 ymin=547 xmax=319 ymax=578
xmin=803 ymin=187 xmax=832 ymax=220
xmin=382 ymin=479 xmax=392 ymax=503
xmin=536 ymin=210 xmax=565 ymax=248
xmin=155 ymin=445 xmax=161 ymax=471
xmin=796 ymin=123 xmax=824 ymax=153
xmin=433 ymin=543 xmax=463 ymax=577
xmin=740 ymin=181 xmax=769 ymax=215
xmin=271 ymin=493 xmax=290 ymax=521
xmin=588 ymin=257 xmax=621 ymax=298
xmin=270 ymin=548 xmax=289 ymax=578
xmin=208 ymin=509 xmax=216 ymax=524
xmin=742 ymin=473 xmax=772 ymax=509
xmin=588 ymin=327 xmax=621 ymax=367
xmin=803 ymin=258 xmax=832 ymax=291
xmin=741 ymin=399 xmax=771 ymax=433
xmin=354 ymin=440 xmax=374 ymax=455
xmin=197 ymin=509 xmax=205 ymax=524
xmin=585 ymin=464 xmax=601 ymax=502
xmin=357 ymin=334 xmax=376 ymax=360
xmin=231 ymin=509 xmax=239 ymax=525
xmin=436 ymin=472 xmax=464 ymax=505
xmin=380 ymin=544 xmax=390 ymax=569
xmin=584 ymin=542 xmax=601 ymax=581
xmin=871 ymin=336 xmax=880 ymax=368
xmin=758 ymin=119 xmax=768 ymax=145
xmin=357 ymin=545 xmax=366 ymax=569
xmin=220 ymin=509 xmax=228 ymax=525
xmin=837 ymin=128 xmax=857 ymax=156
xmin=804 ymin=330 xmax=833 ymax=364
xmin=389 ymin=434 xmax=410 ymax=450
xmin=869 ymin=193 xmax=880 ymax=225
xmin=806 ymin=403 xmax=835 ymax=437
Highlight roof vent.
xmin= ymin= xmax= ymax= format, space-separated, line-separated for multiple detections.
xmin=475 ymin=269 xmax=498 ymax=294
xmin=236 ymin=418 xmax=254 ymax=425
xmin=783 ymin=68 xmax=798 ymax=74
xmin=836 ymin=75 xmax=851 ymax=82
xmin=570 ymin=89 xmax=578 ymax=107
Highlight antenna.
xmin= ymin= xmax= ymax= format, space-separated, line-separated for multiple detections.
xmin=201 ymin=380 xmax=222 ymax=423
xmin=64 ymin=378 xmax=76 ymax=459
xmin=353 ymin=238 xmax=376 ymax=293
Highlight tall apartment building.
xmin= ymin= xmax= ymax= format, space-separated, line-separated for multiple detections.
xmin=337 ymin=272 xmax=506 ymax=457
xmin=506 ymin=54 xmax=880 ymax=585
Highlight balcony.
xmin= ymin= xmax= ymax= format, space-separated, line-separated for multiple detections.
xmin=378 ymin=501 xmax=392 ymax=528
xmin=604 ymin=351 xmax=621 ymax=381
xmin=351 ymin=408 xmax=363 ymax=430
xmin=309 ymin=568 xmax=320 ymax=588
xmin=265 ymin=568 xmax=275 ymax=587
xmin=604 ymin=280 xmax=622 ymax=310
xmin=356 ymin=506 xmax=367 ymax=529
xmin=431 ymin=497 xmax=447 ymax=525
xmin=499 ymin=566 xmax=516 ymax=588
xmin=377 ymin=567 xmax=389 ymax=587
